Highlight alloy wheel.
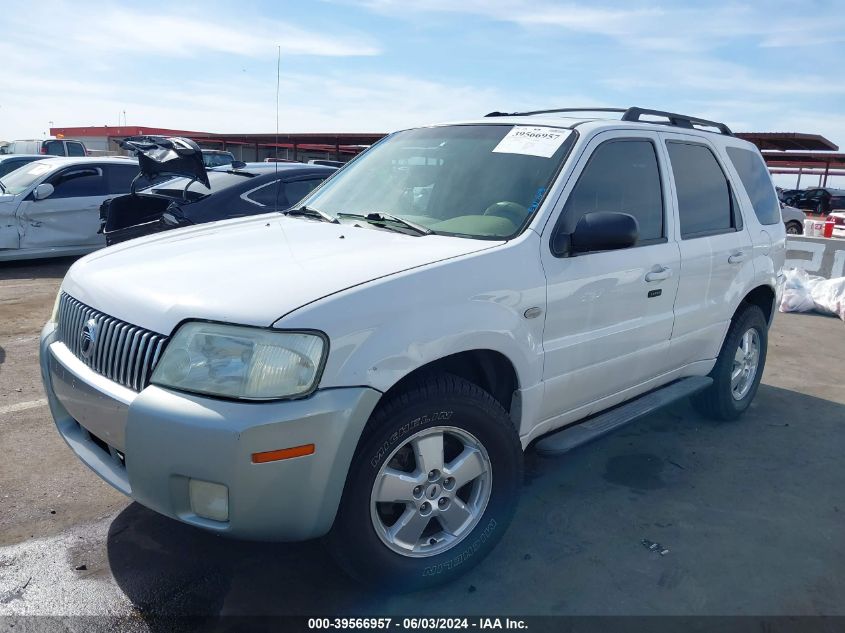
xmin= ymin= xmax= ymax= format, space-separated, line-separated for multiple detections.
xmin=369 ymin=426 xmax=492 ymax=558
xmin=731 ymin=328 xmax=760 ymax=401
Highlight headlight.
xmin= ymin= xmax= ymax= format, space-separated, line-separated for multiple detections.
xmin=151 ymin=322 xmax=326 ymax=400
xmin=48 ymin=290 xmax=62 ymax=324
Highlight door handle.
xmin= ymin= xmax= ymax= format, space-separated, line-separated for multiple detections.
xmin=645 ymin=266 xmax=672 ymax=282
xmin=728 ymin=251 xmax=748 ymax=264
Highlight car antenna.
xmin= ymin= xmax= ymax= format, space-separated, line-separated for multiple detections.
xmin=274 ymin=44 xmax=281 ymax=212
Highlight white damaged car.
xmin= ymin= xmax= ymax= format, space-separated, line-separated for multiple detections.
xmin=0 ymin=157 xmax=149 ymax=261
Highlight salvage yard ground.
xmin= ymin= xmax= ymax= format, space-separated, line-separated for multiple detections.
xmin=1 ymin=257 xmax=844 ymax=623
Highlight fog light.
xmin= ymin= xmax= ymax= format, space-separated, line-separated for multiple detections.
xmin=189 ymin=479 xmax=229 ymax=522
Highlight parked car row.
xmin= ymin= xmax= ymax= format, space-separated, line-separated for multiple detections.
xmin=780 ymin=186 xmax=845 ymax=215
xmin=0 ymin=136 xmax=336 ymax=260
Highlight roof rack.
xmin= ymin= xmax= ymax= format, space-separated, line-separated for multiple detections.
xmin=484 ymin=106 xmax=733 ymax=136
xmin=621 ymin=107 xmax=733 ymax=136
xmin=485 ymin=107 xmax=626 ymax=118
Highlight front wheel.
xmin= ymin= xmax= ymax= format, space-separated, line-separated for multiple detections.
xmin=326 ymin=374 xmax=523 ymax=591
xmin=692 ymin=304 xmax=768 ymax=421
xmin=785 ymin=221 xmax=803 ymax=235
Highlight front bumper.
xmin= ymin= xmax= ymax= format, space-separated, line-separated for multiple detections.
xmin=40 ymin=322 xmax=381 ymax=541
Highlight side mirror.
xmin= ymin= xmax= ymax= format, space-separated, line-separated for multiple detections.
xmin=33 ymin=183 xmax=55 ymax=201
xmin=552 ymin=211 xmax=639 ymax=256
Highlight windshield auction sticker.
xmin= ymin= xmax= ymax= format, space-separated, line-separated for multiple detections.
xmin=492 ymin=126 xmax=572 ymax=158
xmin=27 ymin=163 xmax=52 ymax=176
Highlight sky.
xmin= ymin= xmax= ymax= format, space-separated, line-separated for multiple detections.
xmin=2 ymin=0 xmax=844 ymax=186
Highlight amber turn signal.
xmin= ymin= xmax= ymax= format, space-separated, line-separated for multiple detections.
xmin=251 ymin=443 xmax=315 ymax=464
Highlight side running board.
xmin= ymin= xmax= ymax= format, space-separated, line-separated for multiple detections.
xmin=534 ymin=376 xmax=713 ymax=457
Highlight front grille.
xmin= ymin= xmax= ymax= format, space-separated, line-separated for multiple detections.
xmin=56 ymin=293 xmax=169 ymax=391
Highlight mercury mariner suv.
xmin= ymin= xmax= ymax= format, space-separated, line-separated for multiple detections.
xmin=40 ymin=107 xmax=786 ymax=590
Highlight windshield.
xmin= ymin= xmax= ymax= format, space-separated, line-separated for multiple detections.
xmin=0 ymin=161 xmax=54 ymax=195
xmin=143 ymin=170 xmax=253 ymax=200
xmin=302 ymin=124 xmax=575 ymax=239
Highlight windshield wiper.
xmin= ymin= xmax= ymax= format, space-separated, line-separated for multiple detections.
xmin=337 ymin=212 xmax=432 ymax=236
xmin=284 ymin=205 xmax=339 ymax=224
xmin=0 ymin=180 xmax=6 ymax=194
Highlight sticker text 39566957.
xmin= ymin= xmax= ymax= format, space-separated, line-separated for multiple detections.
xmin=492 ymin=126 xmax=572 ymax=158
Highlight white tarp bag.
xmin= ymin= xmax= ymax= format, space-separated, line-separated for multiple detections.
xmin=779 ymin=267 xmax=845 ymax=321
xmin=779 ymin=268 xmax=818 ymax=314
xmin=811 ymin=277 xmax=845 ymax=321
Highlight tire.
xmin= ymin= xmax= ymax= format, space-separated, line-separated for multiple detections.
xmin=692 ymin=304 xmax=768 ymax=421
xmin=326 ymin=373 xmax=523 ymax=591
xmin=785 ymin=221 xmax=802 ymax=235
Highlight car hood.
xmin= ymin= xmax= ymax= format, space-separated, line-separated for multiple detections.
xmin=119 ymin=135 xmax=209 ymax=189
xmin=62 ymin=214 xmax=502 ymax=335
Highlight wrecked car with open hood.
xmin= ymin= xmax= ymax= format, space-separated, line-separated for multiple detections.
xmin=99 ymin=135 xmax=336 ymax=245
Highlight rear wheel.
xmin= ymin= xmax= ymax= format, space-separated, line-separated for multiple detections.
xmin=785 ymin=221 xmax=802 ymax=235
xmin=692 ymin=304 xmax=768 ymax=421
xmin=326 ymin=374 xmax=523 ymax=591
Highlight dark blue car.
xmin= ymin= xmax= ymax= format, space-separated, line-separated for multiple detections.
xmin=100 ymin=136 xmax=336 ymax=245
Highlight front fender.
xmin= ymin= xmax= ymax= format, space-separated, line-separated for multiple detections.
xmin=275 ymin=234 xmax=547 ymax=396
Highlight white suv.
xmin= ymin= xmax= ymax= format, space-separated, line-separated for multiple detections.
xmin=40 ymin=107 xmax=785 ymax=590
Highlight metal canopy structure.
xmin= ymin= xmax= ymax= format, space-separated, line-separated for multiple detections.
xmin=49 ymin=125 xmax=844 ymax=183
xmin=51 ymin=126 xmax=387 ymax=162
xmin=190 ymin=132 xmax=386 ymax=158
xmin=737 ymin=132 xmax=844 ymax=187
xmin=735 ymin=132 xmax=838 ymax=152
xmin=761 ymin=151 xmax=845 ymax=187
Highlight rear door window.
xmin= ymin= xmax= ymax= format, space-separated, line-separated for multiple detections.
xmin=66 ymin=142 xmax=86 ymax=157
xmin=48 ymin=167 xmax=105 ymax=198
xmin=43 ymin=140 xmax=65 ymax=156
xmin=666 ymin=141 xmax=736 ymax=238
xmin=726 ymin=146 xmax=780 ymax=225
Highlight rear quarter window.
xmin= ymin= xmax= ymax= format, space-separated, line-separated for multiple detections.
xmin=726 ymin=146 xmax=780 ymax=225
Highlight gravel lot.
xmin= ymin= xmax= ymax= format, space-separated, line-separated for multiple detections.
xmin=1 ymin=256 xmax=844 ymax=626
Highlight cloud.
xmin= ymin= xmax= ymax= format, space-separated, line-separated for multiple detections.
xmin=354 ymin=0 xmax=845 ymax=52
xmin=600 ymin=56 xmax=845 ymax=98
xmin=0 ymin=59 xmax=601 ymax=139
xmin=4 ymin=2 xmax=380 ymax=58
